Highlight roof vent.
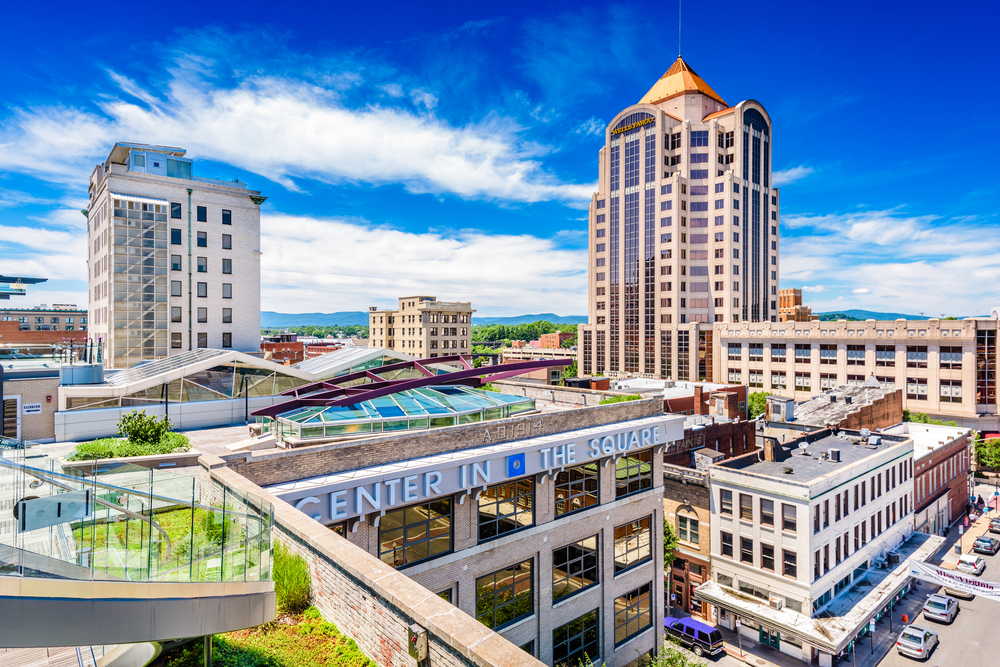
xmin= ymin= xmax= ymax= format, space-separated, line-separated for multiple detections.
xmin=830 ymin=395 xmax=837 ymax=403
xmin=829 ymin=448 xmax=841 ymax=462
xmin=845 ymin=396 xmax=853 ymax=405
xmin=782 ymin=466 xmax=793 ymax=474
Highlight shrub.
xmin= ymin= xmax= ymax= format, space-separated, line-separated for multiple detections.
xmin=66 ymin=431 xmax=190 ymax=461
xmin=118 ymin=409 xmax=172 ymax=445
xmin=599 ymin=394 xmax=642 ymax=405
xmin=273 ymin=541 xmax=311 ymax=614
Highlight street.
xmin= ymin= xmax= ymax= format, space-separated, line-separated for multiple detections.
xmin=877 ymin=525 xmax=1000 ymax=666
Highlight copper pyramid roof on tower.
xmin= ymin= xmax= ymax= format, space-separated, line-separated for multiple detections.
xmin=639 ymin=56 xmax=727 ymax=107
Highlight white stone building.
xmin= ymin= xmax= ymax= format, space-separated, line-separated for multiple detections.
xmin=694 ymin=428 xmax=940 ymax=665
xmin=86 ymin=143 xmax=264 ymax=368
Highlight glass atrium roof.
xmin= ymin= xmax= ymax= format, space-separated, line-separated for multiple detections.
xmin=272 ymin=385 xmax=536 ymax=441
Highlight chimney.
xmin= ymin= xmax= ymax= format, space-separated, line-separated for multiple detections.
xmin=694 ymin=386 xmax=705 ymax=415
xmin=845 ymin=396 xmax=853 ymax=405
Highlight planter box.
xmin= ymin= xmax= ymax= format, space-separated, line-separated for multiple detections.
xmin=62 ymin=449 xmax=202 ymax=472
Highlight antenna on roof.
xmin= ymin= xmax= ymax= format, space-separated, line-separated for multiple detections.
xmin=678 ymin=0 xmax=682 ymax=56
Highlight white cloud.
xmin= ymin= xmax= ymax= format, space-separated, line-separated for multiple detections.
xmin=852 ymin=288 xmax=872 ymax=294
xmin=259 ymin=213 xmax=587 ymax=314
xmin=773 ymin=165 xmax=814 ymax=186
xmin=379 ymin=83 xmax=405 ymax=98
xmin=800 ymin=285 xmax=827 ymax=293
xmin=574 ymin=117 xmax=604 ymax=137
xmin=0 ymin=65 xmax=593 ymax=204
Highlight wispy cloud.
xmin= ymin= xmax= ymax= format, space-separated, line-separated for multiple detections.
xmin=0 ymin=52 xmax=593 ymax=205
xmin=852 ymin=287 xmax=871 ymax=294
xmin=574 ymin=117 xmax=604 ymax=137
xmin=800 ymin=285 xmax=827 ymax=293
xmin=260 ymin=213 xmax=587 ymax=314
xmin=773 ymin=165 xmax=814 ymax=186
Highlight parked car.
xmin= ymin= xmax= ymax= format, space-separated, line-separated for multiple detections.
xmin=922 ymin=594 xmax=958 ymax=623
xmin=956 ymin=554 xmax=986 ymax=575
xmin=990 ymin=518 xmax=1000 ymax=534
xmin=664 ymin=617 xmax=725 ymax=657
xmin=973 ymin=536 xmax=1000 ymax=555
xmin=896 ymin=624 xmax=939 ymax=660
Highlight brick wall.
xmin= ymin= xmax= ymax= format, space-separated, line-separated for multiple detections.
xmin=2 ymin=376 xmax=60 ymax=441
xmin=663 ymin=420 xmax=755 ymax=467
xmin=202 ymin=456 xmax=543 ymax=667
xmin=914 ymin=431 xmax=970 ymax=529
xmin=223 ymin=397 xmax=663 ymax=487
xmin=838 ymin=389 xmax=903 ymax=431
xmin=0 ymin=321 xmax=87 ymax=345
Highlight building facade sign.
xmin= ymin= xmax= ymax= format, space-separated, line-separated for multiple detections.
xmin=279 ymin=415 xmax=685 ymax=524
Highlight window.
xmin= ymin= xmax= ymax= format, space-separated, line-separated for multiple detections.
xmin=740 ymin=537 xmax=754 ymax=564
xmin=379 ymin=499 xmax=452 ymax=568
xmin=222 ymin=258 xmax=232 ymax=274
xmin=222 ymin=209 xmax=232 ymax=225
xmin=782 ymin=504 xmax=796 ymax=532
xmin=783 ymin=550 xmax=797 ymax=578
xmin=478 ymin=478 xmax=533 ymax=541
xmin=553 ymin=537 xmax=598 ymax=602
xmin=596 ymin=228 xmax=606 ymax=237
xmin=197 ymin=231 xmax=207 ymax=247
xmin=615 ymin=449 xmax=653 ymax=498
xmin=196 ymin=206 xmax=207 ymax=222
xmin=170 ymin=202 xmax=182 ymax=219
xmin=222 ymin=332 xmax=232 ymax=348
xmin=847 ymin=344 xmax=865 ymax=365
xmin=171 ymin=254 xmax=182 ymax=271
xmin=197 ymin=332 xmax=208 ymax=348
xmin=739 ymin=494 xmax=753 ymax=521
xmin=197 ymin=307 xmax=207 ymax=323
xmin=171 ymin=332 xmax=182 ymax=349
xmin=475 ymin=560 xmax=533 ymax=630
xmin=614 ymin=583 xmax=652 ymax=646
xmin=906 ymin=377 xmax=928 ymax=400
xmin=876 ymin=345 xmax=895 ymax=367
xmin=614 ymin=517 xmax=651 ymax=573
xmin=197 ymin=282 xmax=207 ymax=298
xmin=222 ymin=234 xmax=232 ymax=249
xmin=814 ymin=505 xmax=821 ymax=533
xmin=940 ymin=345 xmax=962 ymax=369
xmin=721 ymin=531 xmax=733 ymax=558
xmin=690 ymin=130 xmax=708 ymax=146
xmin=171 ymin=228 xmax=182 ymax=245
xmin=222 ymin=308 xmax=232 ymax=324
xmin=553 ymin=610 xmax=599 ymax=667
xmin=761 ymin=544 xmax=775 ymax=571
xmin=677 ymin=514 xmax=699 ymax=545
xmin=197 ymin=256 xmax=207 ymax=273
xmin=940 ymin=379 xmax=962 ymax=402
xmin=171 ymin=280 xmax=183 ymax=297
xmin=690 ymin=153 xmax=708 ymax=164
xmin=907 ymin=345 xmax=928 ymax=368
xmin=761 ymin=499 xmax=774 ymax=526
xmin=690 ymin=169 xmax=708 ymax=179
xmin=555 ymin=464 xmax=599 ymax=517
xmin=222 ymin=283 xmax=232 ymax=299
xmin=171 ymin=307 xmax=182 ymax=323
xmin=720 ymin=489 xmax=733 ymax=516
xmin=661 ymin=201 xmax=672 ymax=211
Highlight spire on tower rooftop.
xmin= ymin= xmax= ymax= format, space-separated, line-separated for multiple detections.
xmin=638 ymin=56 xmax=727 ymax=107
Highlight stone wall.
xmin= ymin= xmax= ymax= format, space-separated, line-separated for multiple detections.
xmin=201 ymin=455 xmax=542 ymax=667
xmin=222 ymin=397 xmax=663 ymax=488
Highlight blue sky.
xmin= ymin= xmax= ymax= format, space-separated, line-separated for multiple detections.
xmin=1 ymin=0 xmax=997 ymax=317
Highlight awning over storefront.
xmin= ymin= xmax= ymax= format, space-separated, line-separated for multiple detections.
xmin=695 ymin=532 xmax=944 ymax=655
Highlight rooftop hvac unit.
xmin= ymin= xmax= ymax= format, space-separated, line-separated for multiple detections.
xmin=768 ymin=598 xmax=784 ymax=610
xmin=870 ymin=436 xmax=882 ymax=446
xmin=860 ymin=428 xmax=871 ymax=438
xmin=829 ymin=448 xmax=841 ymax=462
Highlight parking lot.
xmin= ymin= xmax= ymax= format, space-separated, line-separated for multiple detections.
xmin=877 ymin=529 xmax=1000 ymax=666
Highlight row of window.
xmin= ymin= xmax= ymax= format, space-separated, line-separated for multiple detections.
xmin=170 ymin=307 xmax=233 ymax=324
xmin=720 ymin=532 xmax=798 ymax=579
xmin=720 ymin=491 xmax=798 ymax=531
xmin=170 ymin=281 xmax=234 ymax=299
xmin=168 ymin=203 xmax=233 ymax=225
xmin=171 ymin=332 xmax=233 ymax=349
xmin=813 ymin=495 xmax=908 ymax=591
xmin=731 ymin=368 xmax=965 ymax=400
xmin=171 ymin=255 xmax=233 ymax=274
xmin=7 ymin=316 xmax=85 ymax=324
xmin=729 ymin=343 xmax=963 ymax=369
xmin=170 ymin=229 xmax=233 ymax=248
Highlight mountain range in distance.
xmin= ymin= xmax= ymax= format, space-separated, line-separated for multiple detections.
xmin=261 ymin=311 xmax=588 ymax=327
xmin=261 ymin=308 xmax=981 ymax=328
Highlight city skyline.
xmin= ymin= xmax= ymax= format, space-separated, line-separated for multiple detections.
xmin=0 ymin=0 xmax=996 ymax=316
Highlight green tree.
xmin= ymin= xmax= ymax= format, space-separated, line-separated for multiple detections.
xmin=561 ymin=360 xmax=579 ymax=379
xmin=117 ymin=410 xmax=172 ymax=446
xmin=902 ymin=410 xmax=958 ymax=427
xmin=977 ymin=437 xmax=1000 ymax=475
xmin=663 ymin=518 xmax=679 ymax=570
xmin=748 ymin=391 xmax=771 ymax=419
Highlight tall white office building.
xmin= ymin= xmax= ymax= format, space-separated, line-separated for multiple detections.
xmin=580 ymin=57 xmax=780 ymax=382
xmin=86 ymin=143 xmax=264 ymax=368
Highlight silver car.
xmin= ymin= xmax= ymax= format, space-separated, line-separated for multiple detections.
xmin=956 ymin=554 xmax=986 ymax=575
xmin=922 ymin=594 xmax=958 ymax=623
xmin=896 ymin=624 xmax=939 ymax=660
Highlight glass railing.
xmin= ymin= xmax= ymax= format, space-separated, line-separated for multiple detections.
xmin=0 ymin=437 xmax=272 ymax=583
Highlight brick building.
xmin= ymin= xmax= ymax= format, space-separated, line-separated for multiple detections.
xmin=0 ymin=320 xmax=88 ymax=346
xmin=663 ymin=464 xmax=713 ymax=621
xmin=882 ymin=422 xmax=971 ymax=534
xmin=538 ymin=332 xmax=575 ymax=349
xmin=765 ymin=380 xmax=903 ymax=431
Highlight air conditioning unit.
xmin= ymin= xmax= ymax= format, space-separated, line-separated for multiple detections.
xmin=768 ymin=598 xmax=784 ymax=610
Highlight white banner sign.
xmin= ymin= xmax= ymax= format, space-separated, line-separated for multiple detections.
xmin=909 ymin=560 xmax=1000 ymax=602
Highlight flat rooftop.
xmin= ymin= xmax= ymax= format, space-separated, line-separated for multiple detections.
xmin=791 ymin=383 xmax=894 ymax=426
xmin=881 ymin=422 xmax=969 ymax=459
xmin=720 ymin=430 xmax=910 ymax=483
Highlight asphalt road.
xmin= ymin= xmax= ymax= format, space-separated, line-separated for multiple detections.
xmin=877 ymin=537 xmax=1000 ymax=666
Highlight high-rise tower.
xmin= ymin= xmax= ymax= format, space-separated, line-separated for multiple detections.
xmin=86 ymin=142 xmax=264 ymax=368
xmin=579 ymin=57 xmax=779 ymax=381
